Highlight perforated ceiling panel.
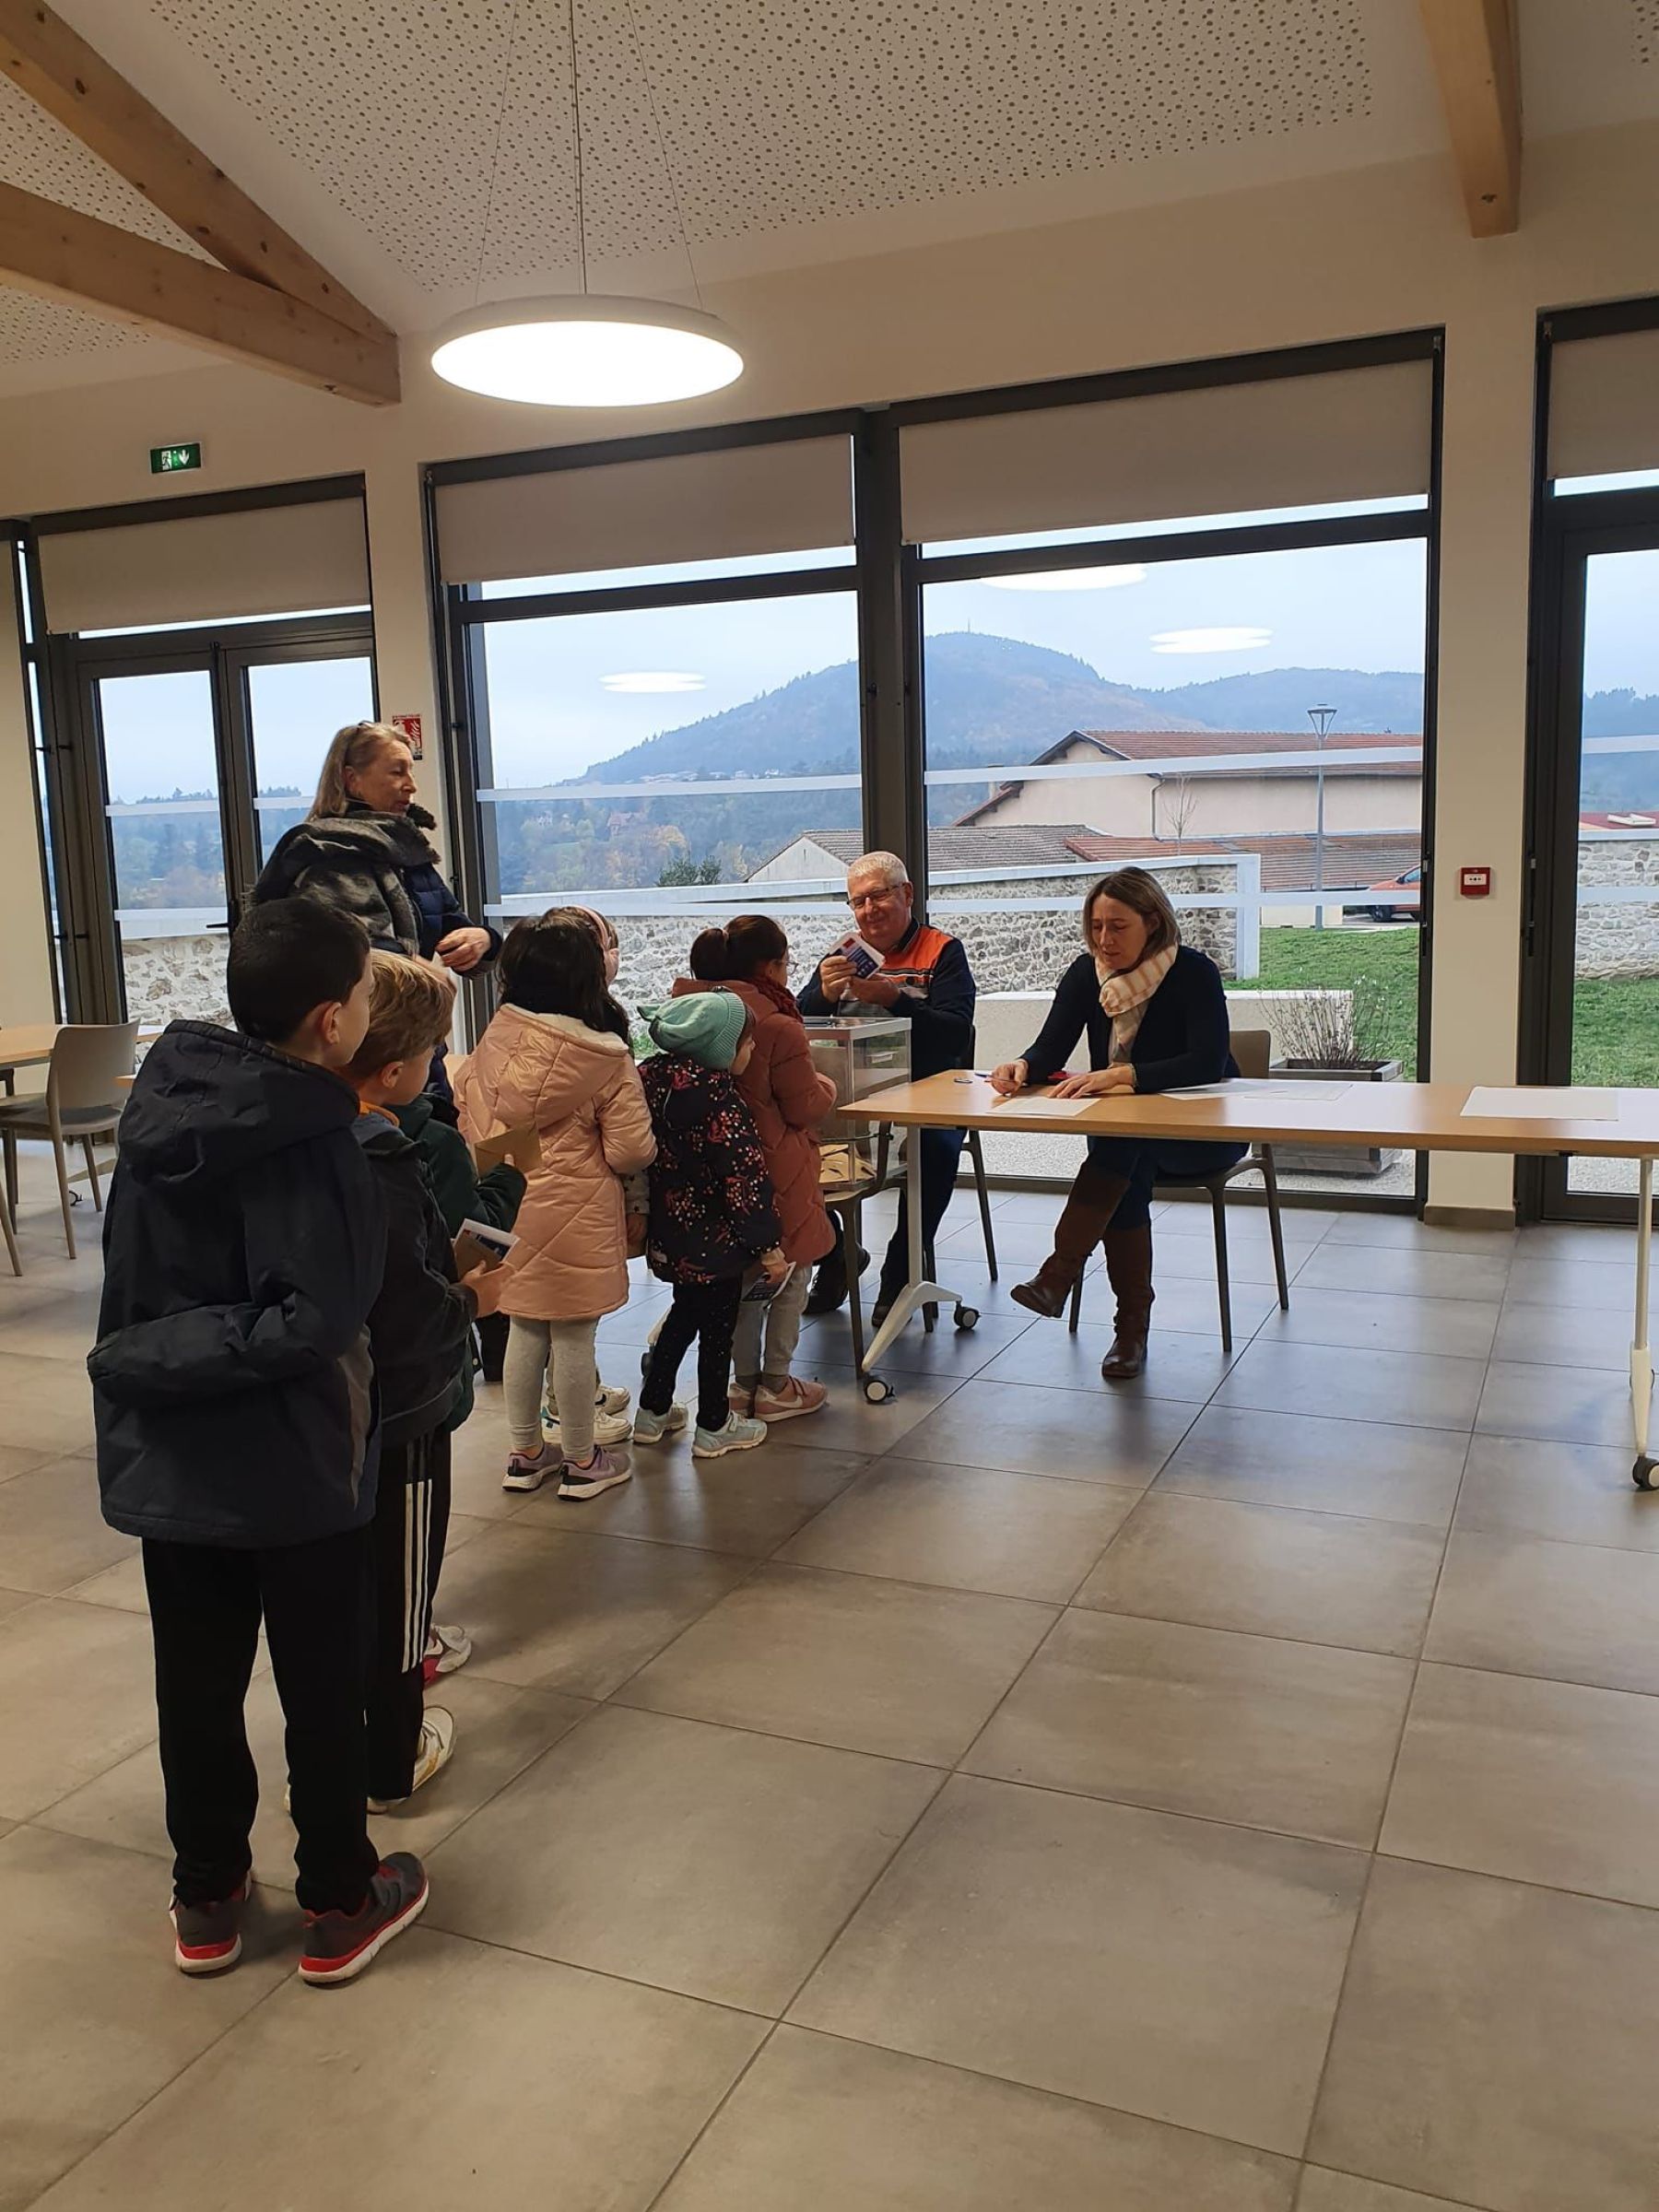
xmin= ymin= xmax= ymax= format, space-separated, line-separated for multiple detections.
xmin=0 ymin=290 xmax=157 ymax=368
xmin=1635 ymin=0 xmax=1659 ymax=65
xmin=0 ymin=73 xmax=209 ymax=256
xmin=146 ymin=0 xmax=1371 ymax=292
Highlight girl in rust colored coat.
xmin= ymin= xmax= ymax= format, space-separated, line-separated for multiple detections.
xmin=677 ymin=915 xmax=838 ymax=1422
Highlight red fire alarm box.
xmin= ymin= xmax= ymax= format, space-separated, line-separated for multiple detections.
xmin=1459 ymin=865 xmax=1491 ymax=898
xmin=390 ymin=712 xmax=423 ymax=760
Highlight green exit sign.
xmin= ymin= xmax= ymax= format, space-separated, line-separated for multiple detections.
xmin=149 ymin=441 xmax=202 ymax=475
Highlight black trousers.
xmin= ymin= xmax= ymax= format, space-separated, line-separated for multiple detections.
xmin=641 ymin=1277 xmax=745 ymax=1430
xmin=366 ymin=1426 xmax=449 ymax=1804
xmin=142 ymin=1525 xmax=379 ymax=1917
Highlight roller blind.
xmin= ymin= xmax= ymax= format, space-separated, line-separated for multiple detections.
xmin=38 ymin=498 xmax=370 ymax=635
xmin=900 ymin=359 xmax=1434 ymax=545
xmin=1548 ymin=328 xmax=1659 ymax=480
xmin=435 ymin=436 xmax=854 ymax=586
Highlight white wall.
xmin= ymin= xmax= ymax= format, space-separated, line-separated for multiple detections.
xmin=0 ymin=556 xmax=55 ymax=1029
xmin=5 ymin=121 xmax=1659 ymax=1208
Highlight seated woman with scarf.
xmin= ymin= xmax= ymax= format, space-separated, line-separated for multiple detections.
xmin=990 ymin=868 xmax=1242 ymax=1382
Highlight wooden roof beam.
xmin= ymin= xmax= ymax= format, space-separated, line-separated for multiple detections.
xmin=1418 ymin=0 xmax=1523 ymax=236
xmin=0 ymin=0 xmax=394 ymax=343
xmin=0 ymin=179 xmax=399 ymax=404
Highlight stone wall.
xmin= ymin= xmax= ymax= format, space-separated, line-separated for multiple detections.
xmin=122 ymin=934 xmax=230 ymax=1028
xmin=1574 ymin=838 xmax=1659 ymax=978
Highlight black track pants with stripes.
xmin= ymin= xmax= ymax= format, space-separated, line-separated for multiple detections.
xmin=366 ymin=1425 xmax=450 ymax=1803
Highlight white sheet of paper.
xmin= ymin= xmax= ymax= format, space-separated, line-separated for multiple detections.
xmin=1463 ymin=1086 xmax=1618 ymax=1121
xmin=1170 ymin=1079 xmax=1353 ymax=1101
xmin=993 ymin=1094 xmax=1098 ymax=1118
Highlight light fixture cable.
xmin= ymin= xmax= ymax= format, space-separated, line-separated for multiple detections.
xmin=568 ymin=0 xmax=589 ymax=297
xmin=474 ymin=0 xmax=521 ymax=306
xmin=622 ymin=0 xmax=704 ymax=311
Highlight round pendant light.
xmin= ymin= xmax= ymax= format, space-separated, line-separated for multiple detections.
xmin=430 ymin=295 xmax=743 ymax=408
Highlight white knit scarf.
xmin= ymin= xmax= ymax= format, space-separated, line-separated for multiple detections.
xmin=1096 ymin=942 xmax=1178 ymax=1064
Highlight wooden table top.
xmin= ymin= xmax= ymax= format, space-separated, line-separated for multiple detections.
xmin=0 ymin=1025 xmax=63 ymax=1072
xmin=842 ymin=1072 xmax=1659 ymax=1162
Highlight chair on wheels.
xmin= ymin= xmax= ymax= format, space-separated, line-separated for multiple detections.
xmin=0 ymin=1022 xmax=138 ymax=1260
xmin=1065 ymin=1028 xmax=1289 ymax=1354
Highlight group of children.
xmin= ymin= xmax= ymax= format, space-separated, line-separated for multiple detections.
xmin=90 ymin=890 xmax=842 ymax=1986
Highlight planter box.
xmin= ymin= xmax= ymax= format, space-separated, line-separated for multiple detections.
xmin=1268 ymin=1057 xmax=1404 ymax=1177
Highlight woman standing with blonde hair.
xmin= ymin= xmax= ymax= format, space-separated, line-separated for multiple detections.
xmin=991 ymin=868 xmax=1243 ymax=1382
xmin=253 ymin=720 xmax=496 ymax=976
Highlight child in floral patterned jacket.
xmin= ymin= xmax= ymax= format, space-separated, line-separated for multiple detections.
xmin=633 ymin=991 xmax=786 ymax=1460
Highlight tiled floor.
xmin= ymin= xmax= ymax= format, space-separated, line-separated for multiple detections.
xmin=4 ymin=1155 xmax=1659 ymax=2210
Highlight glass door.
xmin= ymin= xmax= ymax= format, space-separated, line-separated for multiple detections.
xmin=1532 ymin=511 xmax=1659 ymax=1215
xmin=72 ymin=618 xmax=375 ymax=1025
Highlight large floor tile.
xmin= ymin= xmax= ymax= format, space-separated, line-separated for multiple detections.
xmin=426 ymin=1703 xmax=940 ymax=2013
xmin=1475 ymin=1358 xmax=1634 ymax=1448
xmin=1293 ymin=1244 xmax=1511 ymax=1302
xmin=445 ymin=1411 xmax=536 ymax=1522
xmin=974 ymin=1321 xmax=1240 ymax=1403
xmin=0 ymin=1597 xmax=158 ymax=1819
xmin=1253 ymin=1287 xmax=1500 ymax=1362
xmin=1322 ymin=1216 xmax=1516 ymax=1257
xmin=1156 ymin=1406 xmax=1468 ymax=1527
xmin=936 ymin=1218 xmax=1103 ymax=1269
xmin=1110 ymin=1269 xmax=1283 ymax=1339
xmin=966 ymin=1609 xmax=1411 ymax=1845
xmin=1309 ymin=1856 xmax=1659 ymax=2212
xmin=0 ymin=1441 xmax=58 ymax=1485
xmin=797 ymin=1306 xmax=1033 ymax=1381
xmin=64 ymin=1552 xmax=150 ymax=1613
xmin=1216 ymin=1339 xmax=1484 ymax=1433
xmin=617 ymin=1563 xmax=1054 ymax=1765
xmin=524 ymin=1439 xmax=870 ymax=1557
xmin=1299 ymin=2174 xmax=1489 ymax=2212
xmin=1140 ymin=1226 xmax=1311 ymax=1288
xmin=32 ymin=1928 xmax=766 ymax=2212
xmin=897 ymin=1379 xmax=1195 ymax=1488
xmin=1075 ymin=1492 xmax=1444 ymax=1656
xmin=762 ymin=1371 xmax=962 ymax=1458
xmin=0 ymin=1393 xmax=94 ymax=1460
xmin=1381 ymin=1662 xmax=1659 ymax=1909
xmin=1504 ymin=1253 xmax=1633 ymax=1310
xmin=779 ymin=1456 xmax=1138 ymax=1602
xmin=0 ymin=1456 xmax=134 ymax=1594
xmin=792 ymin=1773 xmax=1367 ymax=2157
xmin=1426 ymin=1527 xmax=1659 ymax=1693
xmin=425 ymin=1521 xmax=750 ymax=1698
xmin=655 ymin=2026 xmax=1297 ymax=2212
xmin=0 ymin=1586 xmax=40 ymax=1628
xmin=1453 ymin=1433 xmax=1659 ymax=1552
xmin=41 ymin=1666 xmax=593 ymax=1873
xmin=0 ymin=1826 xmax=289 ymax=2212
xmin=1491 ymin=1300 xmax=1633 ymax=1371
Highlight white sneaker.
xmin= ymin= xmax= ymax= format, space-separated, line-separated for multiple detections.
xmin=633 ymin=1402 xmax=688 ymax=1445
xmin=370 ymin=1708 xmax=455 ymax=1810
xmin=692 ymin=1414 xmax=768 ymax=1459
xmin=423 ymin=1624 xmax=471 ymax=1683
xmin=595 ymin=1383 xmax=632 ymax=1418
xmin=753 ymin=1376 xmax=828 ymax=1423
xmin=544 ymin=1405 xmax=634 ymax=1449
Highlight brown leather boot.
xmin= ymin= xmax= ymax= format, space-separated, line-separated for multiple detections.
xmin=1011 ymin=1167 xmax=1130 ymax=1319
xmin=1100 ymin=1224 xmax=1154 ymax=1379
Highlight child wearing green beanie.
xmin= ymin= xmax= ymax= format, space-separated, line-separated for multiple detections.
xmin=634 ymin=993 xmax=787 ymax=1457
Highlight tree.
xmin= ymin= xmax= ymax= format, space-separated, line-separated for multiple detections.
xmin=657 ymin=855 xmax=722 ymax=887
xmin=1159 ymin=775 xmax=1201 ymax=849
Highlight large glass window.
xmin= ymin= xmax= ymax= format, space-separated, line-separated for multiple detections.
xmin=467 ymin=579 xmax=862 ymax=1006
xmin=919 ymin=524 xmax=1430 ymax=1195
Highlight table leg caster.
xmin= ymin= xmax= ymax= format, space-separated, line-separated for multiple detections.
xmin=954 ymin=1305 xmax=980 ymax=1332
xmin=1634 ymin=1456 xmax=1656 ymax=1491
xmin=863 ymin=1374 xmax=895 ymax=1405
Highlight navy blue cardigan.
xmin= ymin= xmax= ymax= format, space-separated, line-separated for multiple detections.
xmin=1021 ymin=946 xmax=1238 ymax=1095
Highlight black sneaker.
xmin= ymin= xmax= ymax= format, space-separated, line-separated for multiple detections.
xmin=805 ymin=1245 xmax=867 ymax=1317
xmin=171 ymin=1877 xmax=249 ymax=1976
xmin=299 ymin=1854 xmax=429 ymax=1986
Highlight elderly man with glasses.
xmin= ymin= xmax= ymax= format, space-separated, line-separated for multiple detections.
xmin=798 ymin=850 xmax=977 ymax=1323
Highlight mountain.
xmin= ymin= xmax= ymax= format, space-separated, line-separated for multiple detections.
xmin=1578 ymin=689 xmax=1659 ymax=810
xmin=1137 ymin=665 xmax=1425 ymax=735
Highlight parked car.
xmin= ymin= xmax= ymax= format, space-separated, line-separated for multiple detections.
xmin=1365 ymin=865 xmax=1421 ymax=923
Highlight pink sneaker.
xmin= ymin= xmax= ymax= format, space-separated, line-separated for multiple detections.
xmin=753 ymin=1376 xmax=828 ymax=1423
xmin=729 ymin=1382 xmax=757 ymax=1418
xmin=557 ymin=1445 xmax=631 ymax=1500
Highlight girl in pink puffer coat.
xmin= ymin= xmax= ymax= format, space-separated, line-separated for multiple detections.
xmin=453 ymin=914 xmax=654 ymax=1504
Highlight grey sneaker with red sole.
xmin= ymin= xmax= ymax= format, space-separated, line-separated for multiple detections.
xmin=171 ymin=1877 xmax=250 ymax=1975
xmin=299 ymin=1854 xmax=429 ymax=1986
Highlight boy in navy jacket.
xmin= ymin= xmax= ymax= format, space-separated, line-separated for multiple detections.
xmin=344 ymin=954 xmax=503 ymax=1806
xmin=89 ymin=900 xmax=426 ymax=1986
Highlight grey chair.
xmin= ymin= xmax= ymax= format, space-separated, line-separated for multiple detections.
xmin=0 ymin=1022 xmax=138 ymax=1259
xmin=1065 ymin=1027 xmax=1289 ymax=1353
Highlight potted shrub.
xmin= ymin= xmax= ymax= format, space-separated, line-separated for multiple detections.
xmin=1269 ymin=980 xmax=1402 ymax=1176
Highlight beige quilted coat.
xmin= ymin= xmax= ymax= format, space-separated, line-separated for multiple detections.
xmin=453 ymin=1006 xmax=654 ymax=1323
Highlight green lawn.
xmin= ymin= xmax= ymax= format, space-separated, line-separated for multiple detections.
xmin=1250 ymin=926 xmax=1659 ymax=1088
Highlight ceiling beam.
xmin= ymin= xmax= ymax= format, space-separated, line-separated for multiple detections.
xmin=0 ymin=180 xmax=400 ymax=403
xmin=0 ymin=0 xmax=394 ymax=344
xmin=1418 ymin=0 xmax=1522 ymax=236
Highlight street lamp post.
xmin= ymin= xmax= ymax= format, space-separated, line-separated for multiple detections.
xmin=1307 ymin=704 xmax=1336 ymax=931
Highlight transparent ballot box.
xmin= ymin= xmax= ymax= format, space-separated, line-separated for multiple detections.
xmin=805 ymin=1015 xmax=911 ymax=1174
